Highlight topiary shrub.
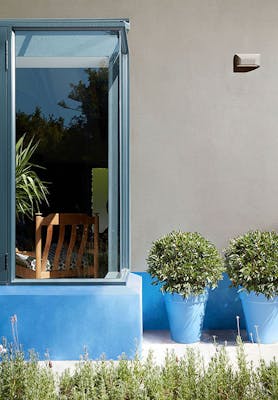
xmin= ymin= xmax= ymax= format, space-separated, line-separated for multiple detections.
xmin=224 ymin=231 xmax=278 ymax=299
xmin=147 ymin=231 xmax=224 ymax=298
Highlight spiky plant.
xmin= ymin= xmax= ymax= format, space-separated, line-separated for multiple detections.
xmin=16 ymin=135 xmax=49 ymax=221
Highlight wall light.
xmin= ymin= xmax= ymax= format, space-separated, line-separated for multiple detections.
xmin=233 ymin=54 xmax=260 ymax=72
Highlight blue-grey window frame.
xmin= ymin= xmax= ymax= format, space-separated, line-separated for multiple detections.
xmin=0 ymin=19 xmax=130 ymax=285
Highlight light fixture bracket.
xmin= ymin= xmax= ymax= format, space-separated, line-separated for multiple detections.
xmin=234 ymin=53 xmax=260 ymax=72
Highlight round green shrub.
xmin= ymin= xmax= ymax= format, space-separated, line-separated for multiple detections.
xmin=224 ymin=231 xmax=278 ymax=299
xmin=147 ymin=231 xmax=224 ymax=298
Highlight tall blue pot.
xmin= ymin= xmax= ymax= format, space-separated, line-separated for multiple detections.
xmin=164 ymin=290 xmax=208 ymax=343
xmin=239 ymin=291 xmax=278 ymax=344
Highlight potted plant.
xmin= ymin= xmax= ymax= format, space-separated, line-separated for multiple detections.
xmin=147 ymin=231 xmax=224 ymax=343
xmin=16 ymin=135 xmax=49 ymax=221
xmin=224 ymin=231 xmax=278 ymax=343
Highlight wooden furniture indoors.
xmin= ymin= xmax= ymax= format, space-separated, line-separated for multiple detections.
xmin=16 ymin=213 xmax=99 ymax=279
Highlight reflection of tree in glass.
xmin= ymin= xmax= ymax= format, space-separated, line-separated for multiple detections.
xmin=59 ymin=68 xmax=108 ymax=131
xmin=16 ymin=68 xmax=108 ymax=167
xmin=17 ymin=108 xmax=65 ymax=161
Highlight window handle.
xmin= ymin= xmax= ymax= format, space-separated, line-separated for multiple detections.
xmin=5 ymin=40 xmax=8 ymax=71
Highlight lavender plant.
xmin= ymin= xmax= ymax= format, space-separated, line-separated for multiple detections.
xmin=0 ymin=339 xmax=277 ymax=399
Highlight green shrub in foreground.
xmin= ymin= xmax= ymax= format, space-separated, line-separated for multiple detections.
xmin=0 ymin=345 xmax=56 ymax=400
xmin=58 ymin=346 xmax=278 ymax=400
xmin=0 ymin=343 xmax=277 ymax=400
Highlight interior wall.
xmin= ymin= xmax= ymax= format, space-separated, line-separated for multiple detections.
xmin=2 ymin=1 xmax=278 ymax=272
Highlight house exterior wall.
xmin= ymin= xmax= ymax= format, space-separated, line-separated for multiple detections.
xmin=1 ymin=2 xmax=278 ymax=334
xmin=0 ymin=274 xmax=142 ymax=360
xmin=2 ymin=0 xmax=278 ymax=272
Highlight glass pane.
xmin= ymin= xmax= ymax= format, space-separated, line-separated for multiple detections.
xmin=108 ymin=55 xmax=119 ymax=272
xmin=15 ymin=31 xmax=119 ymax=279
xmin=16 ymin=31 xmax=118 ymax=57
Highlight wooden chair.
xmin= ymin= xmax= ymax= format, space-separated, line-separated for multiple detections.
xmin=16 ymin=213 xmax=99 ymax=279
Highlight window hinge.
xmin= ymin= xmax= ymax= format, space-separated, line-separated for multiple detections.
xmin=4 ymin=253 xmax=8 ymax=270
xmin=5 ymin=40 xmax=8 ymax=71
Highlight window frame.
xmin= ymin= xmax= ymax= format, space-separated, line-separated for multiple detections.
xmin=0 ymin=19 xmax=130 ymax=285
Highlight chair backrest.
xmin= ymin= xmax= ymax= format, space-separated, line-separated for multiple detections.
xmin=35 ymin=213 xmax=99 ymax=279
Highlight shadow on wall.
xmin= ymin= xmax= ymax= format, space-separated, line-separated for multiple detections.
xmin=135 ymin=272 xmax=246 ymax=331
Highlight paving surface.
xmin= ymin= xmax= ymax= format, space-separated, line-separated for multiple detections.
xmin=44 ymin=330 xmax=278 ymax=374
xmin=142 ymin=330 xmax=278 ymax=366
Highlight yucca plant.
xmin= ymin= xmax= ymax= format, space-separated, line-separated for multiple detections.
xmin=16 ymin=135 xmax=49 ymax=221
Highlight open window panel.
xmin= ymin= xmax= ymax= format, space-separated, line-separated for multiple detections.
xmin=9 ymin=23 xmax=130 ymax=282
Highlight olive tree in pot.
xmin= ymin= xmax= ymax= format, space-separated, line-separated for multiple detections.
xmin=147 ymin=231 xmax=224 ymax=343
xmin=224 ymin=231 xmax=278 ymax=344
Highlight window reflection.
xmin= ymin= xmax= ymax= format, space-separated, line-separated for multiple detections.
xmin=16 ymin=67 xmax=109 ymax=278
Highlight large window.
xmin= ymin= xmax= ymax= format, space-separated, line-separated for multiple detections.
xmin=0 ymin=20 xmax=130 ymax=283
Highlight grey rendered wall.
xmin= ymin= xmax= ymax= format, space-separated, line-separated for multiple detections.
xmin=2 ymin=1 xmax=278 ymax=272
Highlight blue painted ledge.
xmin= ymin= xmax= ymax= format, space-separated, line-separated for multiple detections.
xmin=0 ymin=273 xmax=142 ymax=360
xmin=134 ymin=272 xmax=246 ymax=330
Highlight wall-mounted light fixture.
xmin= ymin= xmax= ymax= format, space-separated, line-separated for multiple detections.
xmin=233 ymin=53 xmax=260 ymax=72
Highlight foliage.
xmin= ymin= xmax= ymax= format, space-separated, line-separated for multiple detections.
xmin=0 ymin=345 xmax=56 ymax=400
xmin=16 ymin=68 xmax=108 ymax=166
xmin=58 ymin=346 xmax=278 ymax=400
xmin=258 ymin=358 xmax=278 ymax=398
xmin=0 ymin=342 xmax=277 ymax=400
xmin=147 ymin=231 xmax=224 ymax=297
xmin=16 ymin=108 xmax=66 ymax=162
xmin=16 ymin=135 xmax=49 ymax=221
xmin=58 ymin=68 xmax=108 ymax=131
xmin=224 ymin=231 xmax=278 ymax=299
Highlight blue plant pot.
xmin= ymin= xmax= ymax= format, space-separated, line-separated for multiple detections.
xmin=164 ymin=291 xmax=208 ymax=343
xmin=239 ymin=291 xmax=278 ymax=344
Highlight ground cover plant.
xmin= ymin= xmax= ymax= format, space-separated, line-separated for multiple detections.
xmin=0 ymin=342 xmax=56 ymax=400
xmin=0 ymin=340 xmax=277 ymax=400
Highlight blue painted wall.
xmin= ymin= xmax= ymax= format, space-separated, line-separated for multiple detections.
xmin=135 ymin=272 xmax=246 ymax=330
xmin=0 ymin=271 xmax=246 ymax=360
xmin=0 ymin=273 xmax=142 ymax=360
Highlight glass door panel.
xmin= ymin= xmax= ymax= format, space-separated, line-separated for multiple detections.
xmin=108 ymin=52 xmax=119 ymax=272
xmin=0 ymin=27 xmax=8 ymax=283
xmin=15 ymin=30 xmax=120 ymax=279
